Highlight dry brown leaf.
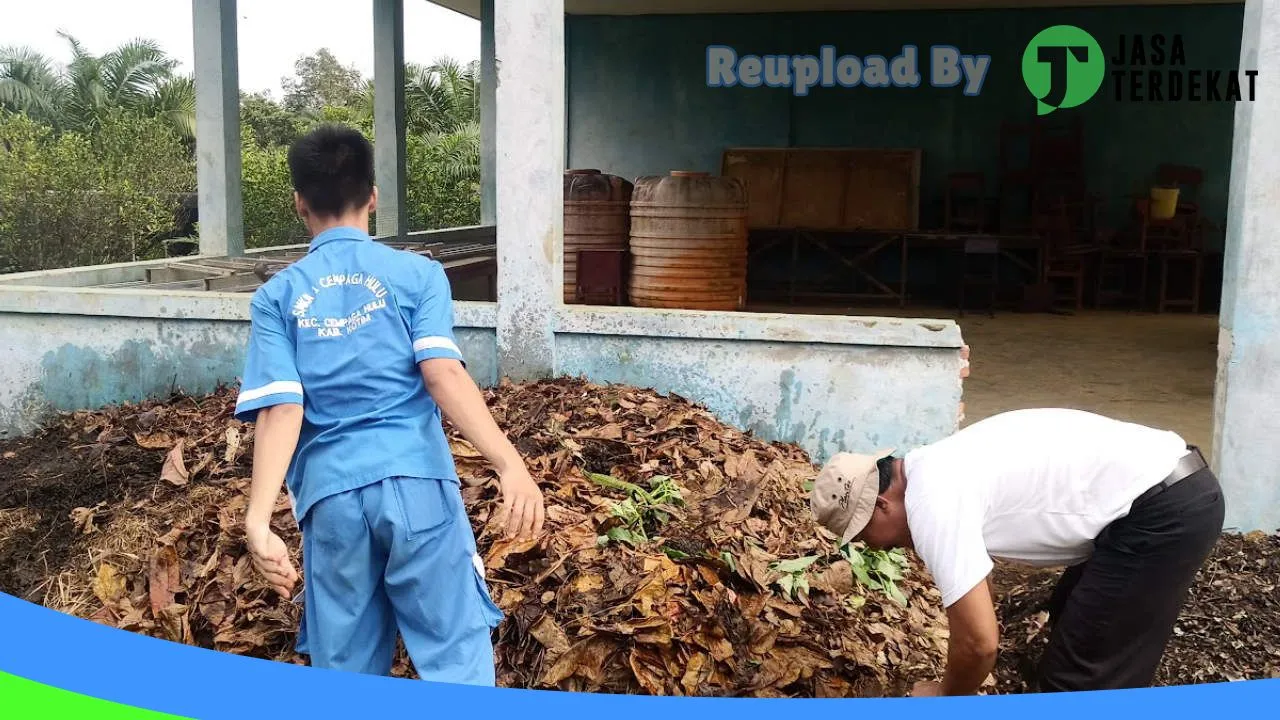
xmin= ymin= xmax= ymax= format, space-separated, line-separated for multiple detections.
xmin=135 ymin=432 xmax=176 ymax=450
xmin=528 ymin=616 xmax=571 ymax=657
xmin=576 ymin=423 xmax=623 ymax=440
xmin=148 ymin=545 xmax=181 ymax=617
xmin=159 ymin=441 xmax=189 ymax=486
xmin=224 ymin=425 xmax=242 ymax=463
xmin=92 ymin=563 xmax=127 ymax=605
xmin=540 ymin=637 xmax=615 ymax=687
xmin=69 ymin=503 xmax=105 ymax=535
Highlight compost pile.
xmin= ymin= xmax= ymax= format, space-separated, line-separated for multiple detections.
xmin=0 ymin=379 xmax=950 ymax=697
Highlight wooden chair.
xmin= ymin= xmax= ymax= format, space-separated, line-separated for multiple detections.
xmin=574 ymin=249 xmax=628 ymax=306
xmin=944 ymin=172 xmax=987 ymax=233
xmin=1094 ymin=200 xmax=1153 ymax=310
xmin=1134 ymin=195 xmax=1203 ymax=314
xmin=1034 ymin=198 xmax=1098 ymax=312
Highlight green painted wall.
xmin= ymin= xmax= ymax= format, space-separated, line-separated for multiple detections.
xmin=566 ymin=5 xmax=1244 ymax=250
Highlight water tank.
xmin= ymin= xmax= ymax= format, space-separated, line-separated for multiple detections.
xmin=563 ymin=169 xmax=632 ymax=304
xmin=628 ymin=171 xmax=748 ymax=311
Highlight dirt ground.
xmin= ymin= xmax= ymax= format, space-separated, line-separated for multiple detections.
xmin=751 ymin=304 xmax=1219 ymax=456
xmin=953 ymin=310 xmax=1218 ymax=453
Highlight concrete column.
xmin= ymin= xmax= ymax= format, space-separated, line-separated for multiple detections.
xmin=480 ymin=0 xmax=496 ymax=225
xmin=494 ymin=0 xmax=564 ymax=381
xmin=192 ymin=0 xmax=244 ymax=257
xmin=1213 ymin=0 xmax=1280 ymax=533
xmin=373 ymin=0 xmax=408 ymax=238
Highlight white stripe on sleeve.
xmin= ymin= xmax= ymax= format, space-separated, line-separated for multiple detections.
xmin=413 ymin=336 xmax=462 ymax=356
xmin=236 ymin=380 xmax=304 ymax=405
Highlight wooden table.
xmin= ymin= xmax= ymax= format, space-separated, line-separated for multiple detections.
xmin=749 ymin=228 xmax=1046 ymax=308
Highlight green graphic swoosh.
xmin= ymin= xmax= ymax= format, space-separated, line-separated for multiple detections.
xmin=0 ymin=671 xmax=192 ymax=719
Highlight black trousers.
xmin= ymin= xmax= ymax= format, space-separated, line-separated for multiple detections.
xmin=1035 ymin=466 xmax=1226 ymax=692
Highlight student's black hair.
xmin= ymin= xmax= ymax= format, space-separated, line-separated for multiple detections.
xmin=876 ymin=454 xmax=895 ymax=495
xmin=287 ymin=124 xmax=375 ymax=218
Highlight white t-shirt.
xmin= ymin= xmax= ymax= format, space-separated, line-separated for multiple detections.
xmin=904 ymin=408 xmax=1189 ymax=607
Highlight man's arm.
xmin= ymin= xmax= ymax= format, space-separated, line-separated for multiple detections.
xmin=420 ymin=359 xmax=544 ymax=539
xmin=906 ymin=483 xmax=998 ymax=698
xmin=940 ymin=577 xmax=1000 ymax=695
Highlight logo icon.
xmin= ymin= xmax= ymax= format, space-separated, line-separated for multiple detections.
xmin=1022 ymin=25 xmax=1105 ymax=115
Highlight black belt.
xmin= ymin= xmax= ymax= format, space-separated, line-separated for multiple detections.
xmin=1135 ymin=445 xmax=1208 ymax=505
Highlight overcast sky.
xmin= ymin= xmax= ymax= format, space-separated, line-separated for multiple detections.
xmin=0 ymin=0 xmax=481 ymax=97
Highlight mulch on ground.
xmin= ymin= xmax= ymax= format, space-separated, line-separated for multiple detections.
xmin=0 ymin=380 xmax=1276 ymax=695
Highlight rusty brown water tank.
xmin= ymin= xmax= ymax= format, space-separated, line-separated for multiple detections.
xmin=563 ymin=169 xmax=632 ymax=304
xmin=628 ymin=171 xmax=748 ymax=311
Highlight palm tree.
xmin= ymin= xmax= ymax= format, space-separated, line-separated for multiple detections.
xmin=424 ymin=119 xmax=480 ymax=186
xmin=355 ymin=57 xmax=479 ymax=137
xmin=0 ymin=46 xmax=65 ymax=126
xmin=0 ymin=34 xmax=194 ymax=141
xmin=405 ymin=57 xmax=478 ymax=135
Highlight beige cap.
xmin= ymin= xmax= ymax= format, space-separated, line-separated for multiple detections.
xmin=810 ymin=450 xmax=894 ymax=543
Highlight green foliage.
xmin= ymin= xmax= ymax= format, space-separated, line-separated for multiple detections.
xmin=761 ymin=543 xmax=912 ymax=605
xmin=0 ymin=34 xmax=193 ymax=140
xmin=240 ymin=125 xmax=306 ymax=249
xmin=406 ymin=127 xmax=481 ymax=231
xmin=282 ymin=50 xmax=365 ymax=115
xmin=771 ymin=555 xmax=821 ymax=599
xmin=240 ymin=92 xmax=304 ymax=149
xmin=591 ymin=473 xmax=685 ymax=547
xmin=840 ymin=543 xmax=910 ymax=607
xmin=0 ymin=41 xmax=483 ymax=272
xmin=0 ymin=111 xmax=193 ymax=272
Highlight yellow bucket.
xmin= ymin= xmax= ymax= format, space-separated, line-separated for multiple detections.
xmin=1150 ymin=186 xmax=1180 ymax=220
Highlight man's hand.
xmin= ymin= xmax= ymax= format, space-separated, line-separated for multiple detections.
xmin=245 ymin=523 xmax=298 ymax=599
xmin=912 ymin=680 xmax=943 ymax=698
xmin=498 ymin=465 xmax=545 ymax=539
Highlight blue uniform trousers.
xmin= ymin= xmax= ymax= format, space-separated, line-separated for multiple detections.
xmin=294 ymin=476 xmax=504 ymax=683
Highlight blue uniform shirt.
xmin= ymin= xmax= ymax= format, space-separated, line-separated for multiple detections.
xmin=234 ymin=226 xmax=463 ymax=522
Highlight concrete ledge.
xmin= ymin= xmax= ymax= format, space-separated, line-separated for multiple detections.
xmin=0 ymin=286 xmax=251 ymax=320
xmin=0 ymin=285 xmax=498 ymax=327
xmin=555 ymin=305 xmax=963 ymax=347
xmin=0 ymin=245 xmax=306 ymax=288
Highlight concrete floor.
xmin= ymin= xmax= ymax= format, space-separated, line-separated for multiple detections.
xmin=750 ymin=304 xmax=1220 ymax=458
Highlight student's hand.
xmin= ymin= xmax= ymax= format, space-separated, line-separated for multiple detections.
xmin=245 ymin=523 xmax=299 ymax=599
xmin=498 ymin=466 xmax=545 ymax=539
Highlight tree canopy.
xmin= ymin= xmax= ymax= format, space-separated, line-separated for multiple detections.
xmin=0 ymin=42 xmax=482 ymax=273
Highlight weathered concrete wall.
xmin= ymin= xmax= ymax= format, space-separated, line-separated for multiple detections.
xmin=0 ymin=283 xmax=964 ymax=466
xmin=0 ymin=288 xmax=498 ymax=438
xmin=1213 ymin=0 xmax=1280 ymax=533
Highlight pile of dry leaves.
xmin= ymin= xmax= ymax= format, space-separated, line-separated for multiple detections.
xmin=0 ymin=379 xmax=949 ymax=697
xmin=2 ymin=379 xmax=1276 ymax=695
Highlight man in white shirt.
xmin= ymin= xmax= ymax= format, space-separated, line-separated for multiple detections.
xmin=810 ymin=408 xmax=1225 ymax=696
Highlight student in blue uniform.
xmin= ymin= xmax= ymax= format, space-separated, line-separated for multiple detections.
xmin=236 ymin=124 xmax=545 ymax=683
